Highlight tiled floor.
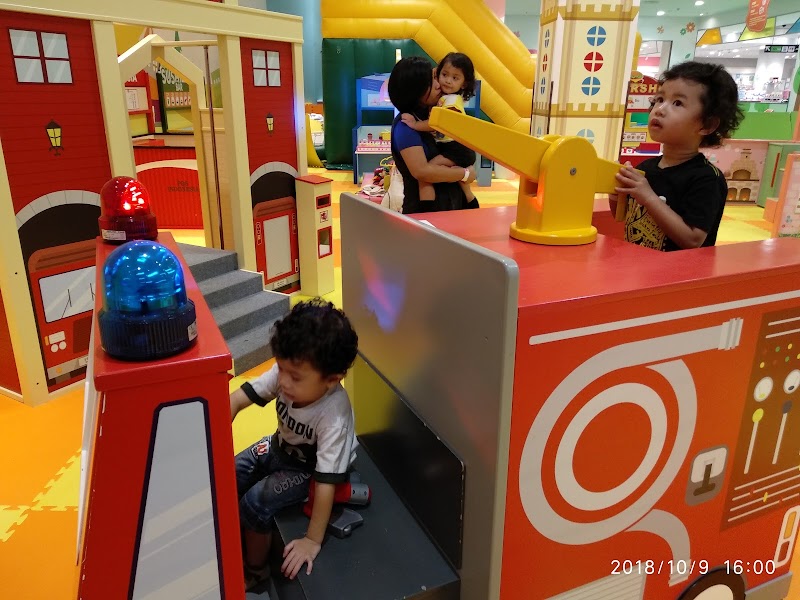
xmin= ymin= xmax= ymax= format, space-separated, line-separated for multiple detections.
xmin=0 ymin=171 xmax=786 ymax=599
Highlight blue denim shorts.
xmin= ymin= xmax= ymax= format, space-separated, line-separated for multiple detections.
xmin=235 ymin=436 xmax=312 ymax=533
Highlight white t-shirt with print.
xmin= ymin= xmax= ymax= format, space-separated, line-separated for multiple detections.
xmin=246 ymin=363 xmax=357 ymax=483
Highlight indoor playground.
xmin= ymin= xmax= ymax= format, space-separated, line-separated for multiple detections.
xmin=1 ymin=0 xmax=800 ymax=599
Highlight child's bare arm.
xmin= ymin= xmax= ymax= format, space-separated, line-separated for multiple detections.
xmin=230 ymin=388 xmax=253 ymax=422
xmin=281 ymin=481 xmax=335 ymax=579
xmin=416 ymin=164 xmax=475 ymax=184
xmin=401 ymin=147 xmax=475 ymax=184
xmin=400 ymin=113 xmax=434 ymax=132
xmin=429 ymin=155 xmax=454 ymax=167
xmin=413 ymin=119 xmax=434 ymax=132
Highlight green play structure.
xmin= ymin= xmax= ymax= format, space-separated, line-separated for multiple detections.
xmin=321 ymin=39 xmax=434 ymax=167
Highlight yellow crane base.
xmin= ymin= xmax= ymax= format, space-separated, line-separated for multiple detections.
xmin=510 ymin=223 xmax=598 ymax=245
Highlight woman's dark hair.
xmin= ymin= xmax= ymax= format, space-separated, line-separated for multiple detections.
xmin=388 ymin=56 xmax=435 ymax=115
xmin=437 ymin=52 xmax=476 ymax=100
xmin=659 ymin=61 xmax=743 ymax=147
xmin=270 ymin=298 xmax=358 ymax=377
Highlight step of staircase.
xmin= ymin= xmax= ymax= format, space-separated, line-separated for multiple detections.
xmin=178 ymin=243 xmax=289 ymax=375
xmin=213 ymin=291 xmax=287 ymax=340
xmin=178 ymin=243 xmax=239 ymax=282
xmin=197 ymin=270 xmax=264 ymax=309
xmin=226 ymin=322 xmax=279 ymax=376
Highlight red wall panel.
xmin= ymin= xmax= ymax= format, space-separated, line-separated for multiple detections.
xmin=133 ymin=146 xmax=202 ymax=228
xmin=136 ymin=169 xmax=203 ymax=228
xmin=0 ymin=12 xmax=112 ymax=213
xmin=133 ymin=146 xmax=196 ymax=165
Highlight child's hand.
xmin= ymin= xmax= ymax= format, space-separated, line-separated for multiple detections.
xmin=615 ymin=163 xmax=658 ymax=208
xmin=281 ymin=536 xmax=321 ymax=579
xmin=401 ymin=113 xmax=417 ymax=127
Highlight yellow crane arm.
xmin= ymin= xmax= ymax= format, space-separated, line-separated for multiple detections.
xmin=429 ymin=107 xmax=621 ymax=193
xmin=430 ymin=107 xmax=548 ymax=181
xmin=428 ymin=107 xmax=630 ymax=245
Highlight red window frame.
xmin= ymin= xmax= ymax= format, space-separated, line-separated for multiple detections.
xmin=8 ymin=28 xmax=72 ymax=85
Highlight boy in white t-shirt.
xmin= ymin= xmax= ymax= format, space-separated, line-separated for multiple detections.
xmin=230 ymin=298 xmax=359 ymax=589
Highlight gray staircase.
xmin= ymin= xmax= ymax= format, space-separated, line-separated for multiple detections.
xmin=178 ymin=243 xmax=289 ymax=375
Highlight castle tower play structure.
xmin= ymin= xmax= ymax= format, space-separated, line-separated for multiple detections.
xmin=533 ymin=0 xmax=639 ymax=161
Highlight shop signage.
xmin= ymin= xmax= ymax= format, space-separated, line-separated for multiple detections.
xmin=746 ymin=0 xmax=770 ymax=33
xmin=764 ymin=45 xmax=798 ymax=53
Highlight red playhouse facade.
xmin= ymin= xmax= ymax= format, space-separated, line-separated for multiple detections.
xmin=241 ymin=36 xmax=302 ymax=293
xmin=0 ymin=11 xmax=112 ymax=395
xmin=0 ymin=1 xmax=309 ymax=406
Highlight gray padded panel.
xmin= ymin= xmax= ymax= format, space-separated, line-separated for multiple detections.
xmin=340 ymin=194 xmax=519 ymax=600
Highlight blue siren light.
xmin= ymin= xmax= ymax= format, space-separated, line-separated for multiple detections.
xmin=98 ymin=240 xmax=198 ymax=360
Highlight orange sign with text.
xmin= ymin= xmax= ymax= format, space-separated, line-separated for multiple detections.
xmin=746 ymin=0 xmax=771 ymax=33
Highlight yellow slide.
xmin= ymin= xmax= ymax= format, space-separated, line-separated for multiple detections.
xmin=321 ymin=0 xmax=536 ymax=133
xmin=306 ymin=114 xmax=324 ymax=168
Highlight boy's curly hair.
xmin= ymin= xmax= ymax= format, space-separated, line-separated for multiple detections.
xmin=660 ymin=61 xmax=743 ymax=148
xmin=437 ymin=52 xmax=476 ymax=101
xmin=270 ymin=298 xmax=358 ymax=377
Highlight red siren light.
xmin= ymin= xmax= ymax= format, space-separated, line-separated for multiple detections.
xmin=98 ymin=176 xmax=158 ymax=243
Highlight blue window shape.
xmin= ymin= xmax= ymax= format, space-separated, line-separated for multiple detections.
xmin=587 ymin=26 xmax=607 ymax=47
xmin=581 ymin=77 xmax=601 ymax=96
xmin=577 ymin=129 xmax=596 ymax=143
xmin=544 ymin=30 xmax=551 ymax=48
xmin=540 ymin=77 xmax=546 ymax=95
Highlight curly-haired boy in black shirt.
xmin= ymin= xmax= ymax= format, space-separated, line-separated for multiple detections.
xmin=610 ymin=61 xmax=743 ymax=251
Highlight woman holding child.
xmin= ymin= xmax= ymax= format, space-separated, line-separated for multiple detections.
xmin=387 ymin=56 xmax=478 ymax=214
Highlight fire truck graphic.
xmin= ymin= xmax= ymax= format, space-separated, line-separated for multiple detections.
xmin=513 ymin=297 xmax=800 ymax=599
xmin=28 ymin=239 xmax=96 ymax=390
xmin=17 ymin=191 xmax=101 ymax=392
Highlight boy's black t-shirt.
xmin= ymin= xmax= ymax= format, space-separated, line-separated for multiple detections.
xmin=624 ymin=153 xmax=727 ymax=252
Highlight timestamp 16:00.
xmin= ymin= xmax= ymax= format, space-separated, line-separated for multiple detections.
xmin=725 ymin=560 xmax=777 ymax=575
xmin=611 ymin=559 xmax=777 ymax=576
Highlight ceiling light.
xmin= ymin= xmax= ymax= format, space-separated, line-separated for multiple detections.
xmin=700 ymin=13 xmax=704 ymax=16
xmin=695 ymin=0 xmax=704 ymax=5
xmin=657 ymin=10 xmax=666 ymax=16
